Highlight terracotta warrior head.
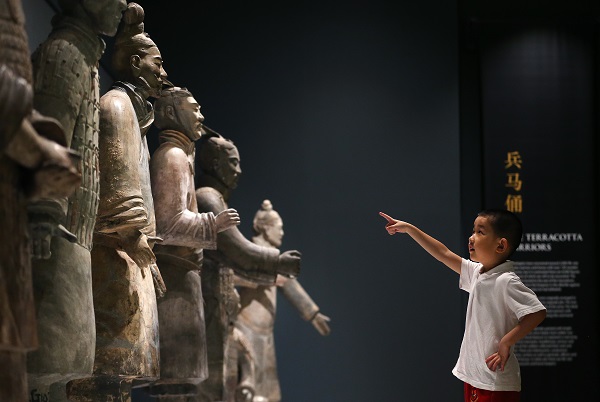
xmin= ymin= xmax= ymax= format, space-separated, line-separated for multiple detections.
xmin=111 ymin=2 xmax=166 ymax=97
xmin=253 ymin=200 xmax=284 ymax=248
xmin=197 ymin=134 xmax=241 ymax=192
xmin=58 ymin=0 xmax=127 ymax=36
xmin=154 ymin=86 xmax=204 ymax=141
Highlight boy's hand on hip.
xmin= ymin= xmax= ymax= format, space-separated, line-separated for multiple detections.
xmin=485 ymin=341 xmax=510 ymax=372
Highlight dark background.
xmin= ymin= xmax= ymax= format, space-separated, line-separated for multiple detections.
xmin=23 ymin=0 xmax=600 ymax=401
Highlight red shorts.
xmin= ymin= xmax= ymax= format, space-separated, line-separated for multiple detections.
xmin=464 ymin=383 xmax=520 ymax=402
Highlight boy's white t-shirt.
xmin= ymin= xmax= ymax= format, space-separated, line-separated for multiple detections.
xmin=452 ymin=258 xmax=546 ymax=391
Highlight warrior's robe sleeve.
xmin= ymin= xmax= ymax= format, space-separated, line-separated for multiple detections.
xmin=151 ymin=144 xmax=217 ymax=249
xmin=95 ymin=90 xmax=147 ymax=234
xmin=280 ymin=278 xmax=320 ymax=321
xmin=196 ymin=187 xmax=278 ymax=284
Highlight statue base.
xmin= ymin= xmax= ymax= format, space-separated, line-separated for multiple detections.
xmin=64 ymin=374 xmax=155 ymax=402
xmin=147 ymin=377 xmax=204 ymax=401
xmin=28 ymin=373 xmax=92 ymax=402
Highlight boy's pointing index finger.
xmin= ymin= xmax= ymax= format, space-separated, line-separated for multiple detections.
xmin=379 ymin=212 xmax=395 ymax=223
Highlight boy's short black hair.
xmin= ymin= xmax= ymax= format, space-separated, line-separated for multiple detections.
xmin=478 ymin=209 xmax=523 ymax=257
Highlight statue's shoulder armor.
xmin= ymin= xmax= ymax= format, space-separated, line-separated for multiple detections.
xmin=31 ymin=35 xmax=89 ymax=118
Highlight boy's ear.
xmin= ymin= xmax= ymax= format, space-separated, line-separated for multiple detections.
xmin=497 ymin=238 xmax=509 ymax=254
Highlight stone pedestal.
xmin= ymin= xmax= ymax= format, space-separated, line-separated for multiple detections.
xmin=66 ymin=375 xmax=155 ymax=402
xmin=149 ymin=378 xmax=203 ymax=401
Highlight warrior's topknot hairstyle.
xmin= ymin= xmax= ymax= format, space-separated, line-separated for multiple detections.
xmin=253 ymin=200 xmax=282 ymax=235
xmin=111 ymin=2 xmax=157 ymax=80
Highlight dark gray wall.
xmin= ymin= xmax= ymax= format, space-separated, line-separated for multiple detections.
xmin=24 ymin=1 xmax=464 ymax=400
xmin=22 ymin=0 xmax=54 ymax=49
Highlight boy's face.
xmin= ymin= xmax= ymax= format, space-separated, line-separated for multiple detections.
xmin=468 ymin=216 xmax=503 ymax=268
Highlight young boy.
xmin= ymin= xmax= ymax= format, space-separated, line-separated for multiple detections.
xmin=380 ymin=209 xmax=546 ymax=402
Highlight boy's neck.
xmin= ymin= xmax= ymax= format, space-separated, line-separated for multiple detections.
xmin=480 ymin=258 xmax=509 ymax=273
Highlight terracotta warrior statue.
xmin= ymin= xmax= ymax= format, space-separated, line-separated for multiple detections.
xmin=149 ymin=86 xmax=240 ymax=398
xmin=1 ymin=0 xmax=81 ymax=401
xmin=235 ymin=200 xmax=331 ymax=402
xmin=25 ymin=0 xmax=127 ymax=398
xmin=195 ymin=135 xmax=301 ymax=401
xmin=72 ymin=2 xmax=165 ymax=396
